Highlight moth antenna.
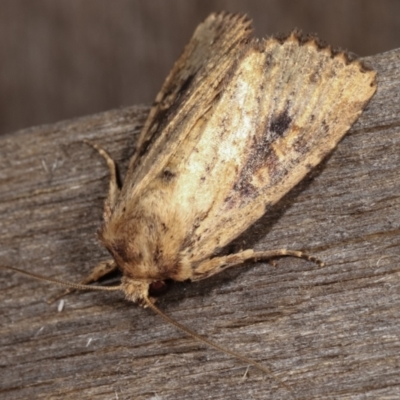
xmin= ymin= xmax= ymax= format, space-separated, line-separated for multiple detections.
xmin=143 ymin=296 xmax=292 ymax=392
xmin=0 ymin=265 xmax=122 ymax=292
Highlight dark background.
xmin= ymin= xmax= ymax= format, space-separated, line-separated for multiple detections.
xmin=1 ymin=0 xmax=399 ymax=135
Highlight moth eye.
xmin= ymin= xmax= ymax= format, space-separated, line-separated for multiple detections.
xmin=149 ymin=280 xmax=172 ymax=297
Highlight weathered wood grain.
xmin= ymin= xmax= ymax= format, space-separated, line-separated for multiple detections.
xmin=1 ymin=48 xmax=400 ymax=399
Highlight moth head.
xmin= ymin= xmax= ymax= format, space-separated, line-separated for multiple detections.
xmin=119 ymin=277 xmax=151 ymax=305
xmin=95 ymin=218 xmax=175 ymax=305
xmin=120 ymin=276 xmax=171 ymax=305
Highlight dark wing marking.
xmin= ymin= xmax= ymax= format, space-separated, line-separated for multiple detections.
xmin=176 ymin=35 xmax=376 ymax=266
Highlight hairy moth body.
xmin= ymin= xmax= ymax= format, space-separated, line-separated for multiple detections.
xmin=93 ymin=13 xmax=376 ymax=303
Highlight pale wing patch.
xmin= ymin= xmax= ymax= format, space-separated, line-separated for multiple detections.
xmin=173 ymin=35 xmax=376 ymax=267
xmin=119 ymin=13 xmax=252 ymax=203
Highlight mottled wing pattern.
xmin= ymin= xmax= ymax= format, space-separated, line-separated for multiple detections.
xmin=120 ymin=12 xmax=253 ymax=201
xmin=103 ymin=25 xmax=375 ymax=285
xmin=165 ymin=34 xmax=376 ymax=269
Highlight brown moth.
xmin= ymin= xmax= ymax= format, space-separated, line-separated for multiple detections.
xmin=2 ymin=12 xmax=376 ymax=382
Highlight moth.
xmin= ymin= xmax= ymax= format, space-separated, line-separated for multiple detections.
xmin=3 ymin=12 xmax=376 ymax=382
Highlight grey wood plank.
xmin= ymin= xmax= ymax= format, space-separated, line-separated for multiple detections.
xmin=0 ymin=48 xmax=399 ymax=399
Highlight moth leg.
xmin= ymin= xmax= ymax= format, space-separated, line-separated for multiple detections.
xmin=268 ymin=259 xmax=278 ymax=267
xmin=192 ymin=249 xmax=324 ymax=281
xmin=84 ymin=140 xmax=120 ymax=222
xmin=47 ymin=259 xmax=117 ymax=304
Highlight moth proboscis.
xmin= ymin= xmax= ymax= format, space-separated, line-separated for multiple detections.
xmin=1 ymin=11 xmax=376 ymax=391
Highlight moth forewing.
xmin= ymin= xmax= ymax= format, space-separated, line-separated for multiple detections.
xmin=122 ymin=12 xmax=253 ymax=195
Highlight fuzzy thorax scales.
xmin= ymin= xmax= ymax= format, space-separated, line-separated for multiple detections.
xmin=99 ymin=201 xmax=195 ymax=284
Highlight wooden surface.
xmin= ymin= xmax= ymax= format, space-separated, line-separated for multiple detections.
xmin=1 ymin=48 xmax=400 ymax=399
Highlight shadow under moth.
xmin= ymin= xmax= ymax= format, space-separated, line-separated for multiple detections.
xmin=2 ymin=12 xmax=376 ymax=389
